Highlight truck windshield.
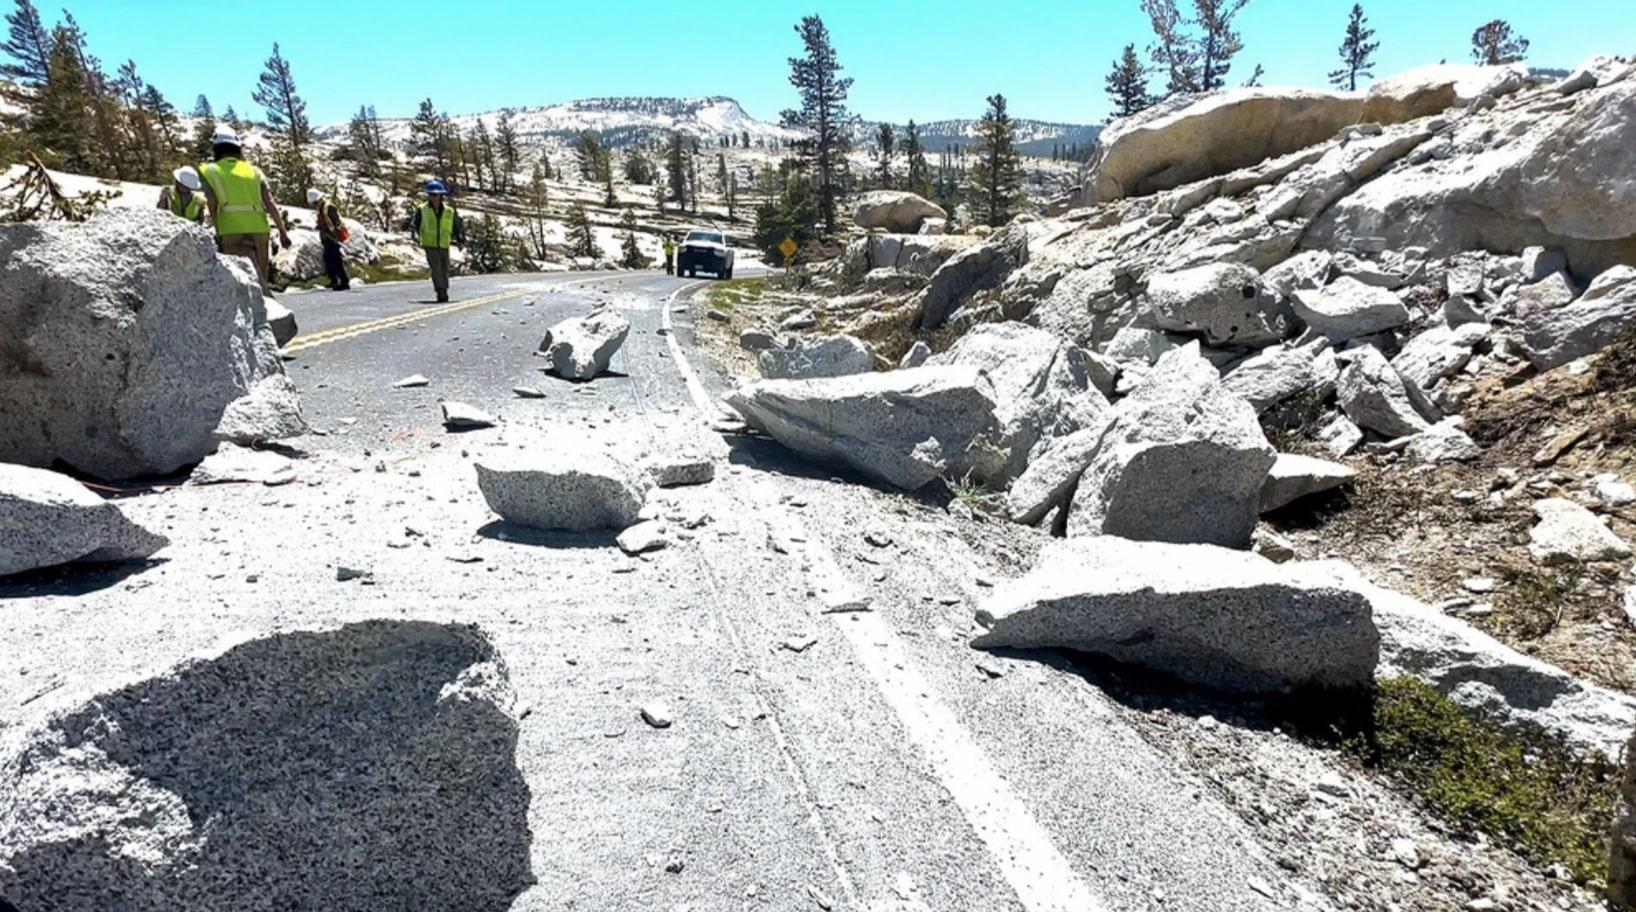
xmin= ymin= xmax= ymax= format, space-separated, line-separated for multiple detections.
xmin=686 ymin=232 xmax=724 ymax=245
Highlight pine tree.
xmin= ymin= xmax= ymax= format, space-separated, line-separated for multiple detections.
xmin=222 ymin=105 xmax=240 ymax=130
xmin=969 ymin=93 xmax=1022 ymax=227
xmin=566 ymin=201 xmax=598 ymax=260
xmin=779 ymin=14 xmax=852 ymax=234
xmin=114 ymin=59 xmax=160 ymax=179
xmin=495 ymin=109 xmax=519 ymax=192
xmin=1142 ymin=0 xmax=1198 ymax=95
xmin=32 ymin=23 xmax=91 ymax=170
xmin=1106 ymin=44 xmax=1153 ymax=117
xmin=264 ymin=132 xmax=314 ymax=205
xmin=574 ymin=130 xmax=604 ymax=181
xmin=251 ymin=42 xmax=310 ymax=147
xmin=1328 ymin=4 xmax=1377 ymax=90
xmin=750 ymin=173 xmax=819 ymax=262
xmin=665 ymin=131 xmax=687 ymax=206
xmin=874 ymin=121 xmax=894 ymax=189
xmin=523 ymin=160 xmax=549 ymax=257
xmin=1194 ymin=0 xmax=1249 ymax=91
xmin=346 ymin=104 xmax=385 ymax=180
xmin=1470 ymin=19 xmax=1528 ymax=65
xmin=687 ymin=154 xmax=699 ymax=214
xmin=189 ymin=95 xmax=215 ymax=159
xmin=1 ymin=0 xmax=51 ymax=89
xmin=410 ymin=98 xmax=448 ymax=178
xmin=603 ymin=170 xmax=616 ymax=207
xmin=902 ymin=120 xmax=931 ymax=198
xmin=617 ymin=207 xmax=648 ymax=268
xmin=623 ymin=148 xmax=654 ymax=184
xmin=141 ymin=84 xmax=181 ymax=169
xmin=465 ymin=213 xmax=511 ymax=273
xmin=473 ymin=119 xmax=496 ymax=192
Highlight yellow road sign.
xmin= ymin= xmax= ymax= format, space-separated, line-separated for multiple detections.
xmin=778 ymin=236 xmax=798 ymax=267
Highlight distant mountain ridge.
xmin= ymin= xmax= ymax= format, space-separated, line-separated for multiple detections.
xmin=316 ymin=96 xmax=1099 ymax=157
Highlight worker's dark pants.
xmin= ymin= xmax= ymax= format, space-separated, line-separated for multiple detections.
xmin=665 ymin=253 xmax=673 ymax=275
xmin=423 ymin=246 xmax=451 ymax=299
xmin=321 ymin=236 xmax=349 ymax=289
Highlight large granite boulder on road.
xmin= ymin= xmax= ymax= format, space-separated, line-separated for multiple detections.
xmin=725 ymin=366 xmax=1003 ymax=492
xmin=0 ymin=462 xmax=167 ymax=577
xmin=1522 ymin=266 xmax=1636 ymax=371
xmin=264 ymin=297 xmax=298 ymax=347
xmin=1065 ymin=344 xmax=1275 ymax=547
xmin=927 ymin=323 xmax=1109 ymax=481
xmin=1146 ymin=262 xmax=1286 ymax=347
xmin=1086 ymin=76 xmax=1459 ymax=203
xmin=475 ymin=442 xmax=643 ymax=531
xmin=758 ymin=333 xmax=875 ymax=380
xmin=541 ymin=310 xmax=630 ymax=381
xmin=0 ymin=620 xmax=532 ymax=911
xmin=973 ymin=536 xmax=1380 ymax=693
xmin=852 ymin=191 xmax=948 ymax=234
xmin=0 ymin=208 xmax=294 ymax=479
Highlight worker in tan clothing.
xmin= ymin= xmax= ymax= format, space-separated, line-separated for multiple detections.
xmin=198 ymin=128 xmax=291 ymax=291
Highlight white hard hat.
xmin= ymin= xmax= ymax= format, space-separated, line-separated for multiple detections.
xmin=306 ymin=188 xmax=323 ymax=205
xmin=211 ymin=127 xmax=241 ymax=146
xmin=172 ymin=166 xmax=201 ymax=191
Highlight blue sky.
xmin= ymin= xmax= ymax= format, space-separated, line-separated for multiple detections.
xmin=55 ymin=1 xmax=1636 ymax=126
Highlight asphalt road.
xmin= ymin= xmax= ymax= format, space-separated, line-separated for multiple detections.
xmin=2 ymin=270 xmax=1326 ymax=912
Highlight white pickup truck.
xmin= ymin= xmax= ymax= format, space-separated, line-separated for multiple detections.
xmin=676 ymin=229 xmax=735 ymax=280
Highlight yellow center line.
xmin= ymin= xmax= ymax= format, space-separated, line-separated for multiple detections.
xmin=279 ymin=273 xmax=630 ymax=354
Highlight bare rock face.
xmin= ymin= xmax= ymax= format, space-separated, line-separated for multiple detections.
xmin=758 ymin=333 xmax=875 ymax=380
xmin=1522 ymin=265 xmax=1636 ymax=371
xmin=0 ymin=208 xmax=295 ymax=479
xmin=1066 ymin=344 xmax=1275 ymax=548
xmin=973 ymin=536 xmax=1380 ymax=693
xmin=917 ymin=224 xmax=1029 ymax=329
xmin=0 ymin=462 xmax=167 ymax=577
xmin=725 ymin=366 xmax=1004 ymax=492
xmin=0 ymin=621 xmax=533 ymax=911
xmin=852 ymin=191 xmax=948 ymax=234
xmin=1145 ymin=262 xmax=1286 ymax=347
xmin=1086 ymin=77 xmax=1460 ymax=204
xmin=927 ymin=322 xmax=1109 ymax=481
xmin=1312 ymin=65 xmax=1636 ymax=257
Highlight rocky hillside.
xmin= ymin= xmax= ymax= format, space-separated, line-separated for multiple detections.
xmin=701 ymin=53 xmax=1636 ymax=900
xmin=314 ymin=96 xmax=807 ymax=149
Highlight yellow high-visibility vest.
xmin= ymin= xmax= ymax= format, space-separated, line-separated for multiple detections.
xmin=419 ymin=202 xmax=456 ymax=249
xmin=169 ymin=188 xmax=203 ymax=222
xmin=199 ymin=158 xmax=269 ymax=236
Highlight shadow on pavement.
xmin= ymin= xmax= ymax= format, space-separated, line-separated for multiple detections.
xmin=476 ymin=519 xmax=619 ymax=550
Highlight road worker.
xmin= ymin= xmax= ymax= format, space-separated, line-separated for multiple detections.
xmin=197 ymin=128 xmax=291 ymax=292
xmin=410 ymin=180 xmax=464 ymax=303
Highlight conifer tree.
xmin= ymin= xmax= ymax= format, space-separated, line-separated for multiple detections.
xmin=32 ymin=23 xmax=91 ymax=170
xmin=623 ymin=148 xmax=654 ymax=184
xmin=1193 ymin=0 xmax=1249 ymax=91
xmin=190 ymin=95 xmax=215 ymax=159
xmin=874 ymin=122 xmax=893 ymax=189
xmin=473 ymin=120 xmax=496 ymax=192
xmin=902 ymin=120 xmax=931 ymax=198
xmin=603 ymin=170 xmax=616 ymax=207
xmin=779 ymin=14 xmax=852 ymax=233
xmin=665 ymin=131 xmax=687 ymax=206
xmin=566 ymin=201 xmax=598 ymax=259
xmin=617 ymin=207 xmax=648 ymax=268
xmin=410 ymin=98 xmax=448 ymax=178
xmin=1328 ymin=4 xmax=1377 ymax=90
xmin=346 ymin=104 xmax=385 ymax=181
xmin=1106 ymin=44 xmax=1153 ymax=117
xmin=495 ymin=109 xmax=519 ymax=192
xmin=252 ymin=42 xmax=310 ymax=147
xmin=222 ymin=105 xmax=240 ymax=130
xmin=574 ymin=130 xmax=605 ymax=181
xmin=523 ymin=160 xmax=549 ymax=257
xmin=969 ymin=93 xmax=1022 ymax=227
xmin=1142 ymin=0 xmax=1198 ymax=95
xmin=1470 ymin=19 xmax=1528 ymax=65
xmin=1 ymin=0 xmax=49 ymax=88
